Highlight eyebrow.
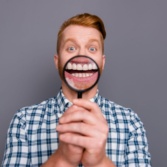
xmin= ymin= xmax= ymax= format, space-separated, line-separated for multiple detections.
xmin=88 ymin=39 xmax=101 ymax=44
xmin=63 ymin=38 xmax=77 ymax=45
xmin=62 ymin=38 xmax=101 ymax=47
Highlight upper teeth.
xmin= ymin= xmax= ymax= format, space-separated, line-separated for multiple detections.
xmin=66 ymin=63 xmax=97 ymax=71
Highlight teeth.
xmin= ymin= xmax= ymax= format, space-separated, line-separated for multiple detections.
xmin=66 ymin=62 xmax=97 ymax=70
xmin=67 ymin=63 xmax=72 ymax=70
xmin=72 ymin=63 xmax=77 ymax=70
xmin=77 ymin=64 xmax=82 ymax=70
xmin=71 ymin=73 xmax=93 ymax=77
xmin=86 ymin=73 xmax=89 ymax=77
xmin=88 ymin=64 xmax=92 ymax=70
xmin=83 ymin=64 xmax=88 ymax=71
xmin=79 ymin=73 xmax=82 ymax=77
xmin=89 ymin=73 xmax=93 ymax=76
xmin=92 ymin=63 xmax=97 ymax=70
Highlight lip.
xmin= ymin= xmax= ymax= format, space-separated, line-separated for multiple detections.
xmin=65 ymin=70 xmax=98 ymax=82
xmin=64 ymin=70 xmax=98 ymax=90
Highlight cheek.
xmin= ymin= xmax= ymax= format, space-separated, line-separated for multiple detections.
xmin=58 ymin=55 xmax=66 ymax=65
xmin=57 ymin=55 xmax=71 ymax=72
xmin=97 ymin=58 xmax=105 ymax=73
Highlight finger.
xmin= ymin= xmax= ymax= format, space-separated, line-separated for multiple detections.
xmin=59 ymin=141 xmax=83 ymax=154
xmin=73 ymin=99 xmax=104 ymax=118
xmin=57 ymin=122 xmax=100 ymax=137
xmin=59 ymin=110 xmax=96 ymax=125
xmin=72 ymin=99 xmax=96 ymax=111
xmin=59 ymin=132 xmax=91 ymax=147
xmin=59 ymin=133 xmax=106 ymax=151
xmin=63 ymin=105 xmax=82 ymax=115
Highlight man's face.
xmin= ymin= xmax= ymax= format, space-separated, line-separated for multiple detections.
xmin=54 ymin=25 xmax=105 ymax=91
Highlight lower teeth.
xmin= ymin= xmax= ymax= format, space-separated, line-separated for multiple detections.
xmin=72 ymin=73 xmax=93 ymax=77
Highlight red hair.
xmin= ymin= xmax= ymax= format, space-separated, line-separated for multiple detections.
xmin=57 ymin=13 xmax=106 ymax=54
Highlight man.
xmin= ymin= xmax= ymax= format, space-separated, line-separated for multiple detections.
xmin=2 ymin=13 xmax=151 ymax=167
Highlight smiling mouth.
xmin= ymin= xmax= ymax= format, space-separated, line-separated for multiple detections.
xmin=64 ymin=61 xmax=99 ymax=90
xmin=65 ymin=61 xmax=98 ymax=78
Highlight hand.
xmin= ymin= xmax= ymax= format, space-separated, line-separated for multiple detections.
xmin=56 ymin=99 xmax=109 ymax=167
xmin=56 ymin=105 xmax=84 ymax=167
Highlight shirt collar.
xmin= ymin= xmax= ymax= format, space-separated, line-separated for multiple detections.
xmin=55 ymin=89 xmax=100 ymax=114
xmin=55 ymin=89 xmax=72 ymax=114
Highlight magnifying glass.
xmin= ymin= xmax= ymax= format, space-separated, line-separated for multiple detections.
xmin=63 ymin=55 xmax=100 ymax=98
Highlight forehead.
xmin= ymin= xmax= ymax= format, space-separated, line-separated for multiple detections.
xmin=61 ymin=25 xmax=102 ymax=43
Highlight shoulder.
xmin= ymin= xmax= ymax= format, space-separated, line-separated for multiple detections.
xmin=10 ymin=97 xmax=57 ymax=127
xmin=98 ymin=95 xmax=132 ymax=115
xmin=98 ymin=95 xmax=143 ymax=128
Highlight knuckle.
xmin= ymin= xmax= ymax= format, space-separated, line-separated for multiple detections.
xmin=104 ymin=125 xmax=109 ymax=134
xmin=95 ymin=139 xmax=105 ymax=150
xmin=78 ymin=122 xmax=86 ymax=132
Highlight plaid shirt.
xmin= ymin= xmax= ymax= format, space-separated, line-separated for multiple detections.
xmin=2 ymin=90 xmax=151 ymax=167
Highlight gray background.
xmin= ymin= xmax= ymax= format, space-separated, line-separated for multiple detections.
xmin=0 ymin=0 xmax=167 ymax=166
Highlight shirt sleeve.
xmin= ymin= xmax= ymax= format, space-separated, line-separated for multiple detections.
xmin=2 ymin=111 xmax=31 ymax=167
xmin=123 ymin=111 xmax=151 ymax=167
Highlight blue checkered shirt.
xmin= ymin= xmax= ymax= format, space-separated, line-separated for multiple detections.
xmin=2 ymin=90 xmax=151 ymax=167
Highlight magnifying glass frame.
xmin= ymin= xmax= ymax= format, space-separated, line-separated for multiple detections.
xmin=63 ymin=55 xmax=100 ymax=98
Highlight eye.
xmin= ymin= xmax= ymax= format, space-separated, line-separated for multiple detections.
xmin=67 ymin=46 xmax=76 ymax=52
xmin=89 ymin=46 xmax=97 ymax=52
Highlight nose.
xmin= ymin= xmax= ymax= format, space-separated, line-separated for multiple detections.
xmin=77 ymin=48 xmax=87 ymax=56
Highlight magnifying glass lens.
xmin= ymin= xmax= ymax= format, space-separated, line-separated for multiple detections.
xmin=63 ymin=55 xmax=100 ymax=98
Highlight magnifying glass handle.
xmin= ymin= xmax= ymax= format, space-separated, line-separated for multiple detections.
xmin=77 ymin=92 xmax=82 ymax=98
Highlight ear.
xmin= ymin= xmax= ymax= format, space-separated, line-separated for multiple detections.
xmin=102 ymin=55 xmax=106 ymax=70
xmin=54 ymin=54 xmax=59 ymax=69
